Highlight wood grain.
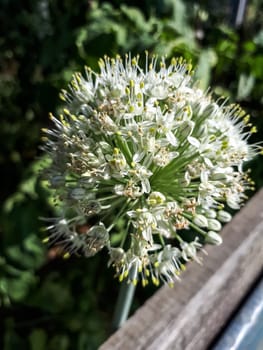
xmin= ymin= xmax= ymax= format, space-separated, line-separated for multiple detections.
xmin=100 ymin=189 xmax=263 ymax=350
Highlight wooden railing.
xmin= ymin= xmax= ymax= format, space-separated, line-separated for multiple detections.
xmin=100 ymin=189 xmax=263 ymax=350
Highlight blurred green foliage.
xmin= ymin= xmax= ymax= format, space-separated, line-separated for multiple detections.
xmin=0 ymin=0 xmax=262 ymax=348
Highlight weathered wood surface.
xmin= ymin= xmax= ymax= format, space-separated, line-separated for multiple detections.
xmin=100 ymin=189 xmax=263 ymax=350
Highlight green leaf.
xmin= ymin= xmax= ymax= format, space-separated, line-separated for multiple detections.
xmin=29 ymin=329 xmax=47 ymax=350
xmin=27 ymin=276 xmax=73 ymax=313
xmin=195 ymin=48 xmax=218 ymax=90
xmin=7 ymin=271 xmax=36 ymax=301
xmin=4 ymin=324 xmax=26 ymax=350
xmin=120 ymin=5 xmax=147 ymax=31
xmin=171 ymin=0 xmax=188 ymax=34
xmin=237 ymin=74 xmax=255 ymax=100
xmin=254 ymin=30 xmax=263 ymax=47
xmin=48 ymin=334 xmax=69 ymax=350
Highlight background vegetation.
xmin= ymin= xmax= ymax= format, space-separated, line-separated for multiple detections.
xmin=1 ymin=0 xmax=262 ymax=349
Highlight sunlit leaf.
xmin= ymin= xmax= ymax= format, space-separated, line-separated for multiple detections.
xmin=237 ymin=74 xmax=255 ymax=100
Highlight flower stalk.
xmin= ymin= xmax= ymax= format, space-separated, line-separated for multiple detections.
xmin=112 ymin=265 xmax=137 ymax=331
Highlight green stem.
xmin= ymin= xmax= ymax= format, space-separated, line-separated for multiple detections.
xmin=112 ymin=266 xmax=137 ymax=331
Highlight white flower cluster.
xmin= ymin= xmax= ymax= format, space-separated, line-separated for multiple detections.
xmin=42 ymin=54 xmax=259 ymax=287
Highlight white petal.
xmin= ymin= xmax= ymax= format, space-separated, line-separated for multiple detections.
xmin=187 ymin=136 xmax=200 ymax=148
xmin=166 ymin=131 xmax=178 ymax=147
xmin=141 ymin=178 xmax=151 ymax=193
xmin=200 ymin=170 xmax=208 ymax=183
xmin=204 ymin=157 xmax=213 ymax=168
xmin=133 ymin=151 xmax=145 ymax=163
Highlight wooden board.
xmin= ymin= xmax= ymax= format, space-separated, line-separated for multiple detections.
xmin=100 ymin=189 xmax=263 ymax=350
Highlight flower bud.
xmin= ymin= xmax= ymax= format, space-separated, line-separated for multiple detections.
xmin=70 ymin=188 xmax=86 ymax=200
xmin=217 ymin=210 xmax=232 ymax=223
xmin=178 ymin=120 xmax=195 ymax=139
xmin=50 ymin=175 xmax=65 ymax=188
xmin=211 ymin=172 xmax=228 ymax=181
xmin=98 ymin=141 xmax=112 ymax=152
xmin=201 ymin=103 xmax=219 ymax=118
xmin=111 ymin=84 xmax=123 ymax=98
xmin=205 ymin=209 xmax=217 ymax=219
xmin=193 ymin=214 xmax=208 ymax=228
xmin=87 ymin=223 xmax=109 ymax=240
xmin=205 ymin=231 xmax=222 ymax=245
xmin=84 ymin=200 xmax=101 ymax=215
xmin=114 ymin=184 xmax=124 ymax=195
xmin=147 ymin=191 xmax=166 ymax=206
xmin=109 ymin=247 xmax=125 ymax=265
xmin=57 ymin=219 xmax=68 ymax=229
xmin=79 ymin=103 xmax=93 ymax=116
xmin=207 ymin=219 xmax=222 ymax=231
xmin=83 ymin=223 xmax=109 ymax=257
xmin=227 ymin=196 xmax=240 ymax=210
